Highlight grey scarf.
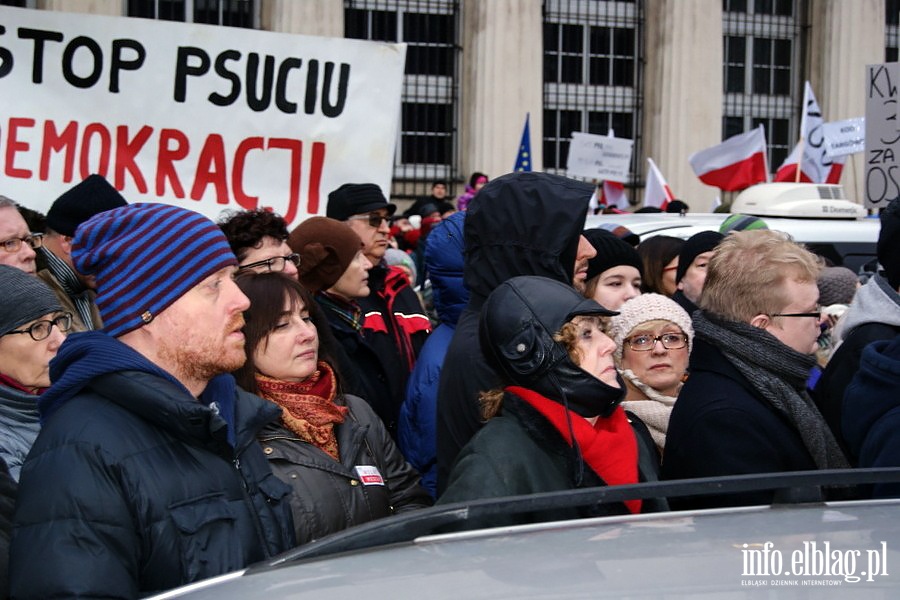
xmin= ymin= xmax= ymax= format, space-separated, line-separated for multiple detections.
xmin=40 ymin=247 xmax=97 ymax=330
xmin=693 ymin=311 xmax=849 ymax=470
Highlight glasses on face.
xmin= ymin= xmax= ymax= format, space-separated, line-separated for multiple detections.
xmin=772 ymin=309 xmax=822 ymax=319
xmin=348 ymin=213 xmax=389 ymax=228
xmin=624 ymin=332 xmax=688 ymax=352
xmin=0 ymin=233 xmax=43 ymax=253
xmin=239 ymin=253 xmax=301 ymax=274
xmin=5 ymin=313 xmax=73 ymax=341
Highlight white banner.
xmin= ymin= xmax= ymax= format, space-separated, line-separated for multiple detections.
xmin=0 ymin=6 xmax=406 ymax=226
xmin=566 ymin=132 xmax=633 ymax=183
xmin=865 ymin=63 xmax=900 ymax=209
xmin=822 ymin=117 xmax=865 ymax=157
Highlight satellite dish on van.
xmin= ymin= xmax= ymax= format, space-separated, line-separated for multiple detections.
xmin=732 ymin=183 xmax=867 ymax=219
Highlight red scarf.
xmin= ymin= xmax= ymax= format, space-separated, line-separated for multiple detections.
xmin=255 ymin=362 xmax=348 ymax=461
xmin=509 ymin=386 xmax=641 ymax=514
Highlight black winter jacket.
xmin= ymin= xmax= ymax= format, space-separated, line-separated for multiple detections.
xmin=662 ymin=338 xmax=816 ymax=509
xmin=259 ymin=393 xmax=432 ymax=545
xmin=436 ymin=172 xmax=593 ymax=492
xmin=437 ymin=393 xmax=665 ymax=528
xmin=10 ymin=370 xmax=295 ymax=599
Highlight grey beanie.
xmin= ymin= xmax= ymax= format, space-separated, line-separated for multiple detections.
xmin=0 ymin=265 xmax=63 ymax=336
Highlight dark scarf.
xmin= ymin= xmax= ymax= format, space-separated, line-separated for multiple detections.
xmin=40 ymin=247 xmax=97 ymax=330
xmin=317 ymin=291 xmax=363 ymax=332
xmin=693 ymin=311 xmax=849 ymax=470
xmin=510 ymin=385 xmax=641 ymax=514
xmin=255 ymin=362 xmax=348 ymax=461
xmin=40 ymin=331 xmax=238 ymax=446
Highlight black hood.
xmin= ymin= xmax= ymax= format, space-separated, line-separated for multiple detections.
xmin=464 ymin=172 xmax=592 ymax=303
xmin=479 ymin=276 xmax=624 ymax=418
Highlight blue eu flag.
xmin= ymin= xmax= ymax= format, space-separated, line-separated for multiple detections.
xmin=514 ymin=114 xmax=532 ymax=172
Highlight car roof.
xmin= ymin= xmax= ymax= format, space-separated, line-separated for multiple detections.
xmin=583 ymin=212 xmax=880 ymax=245
xmin=153 ymin=499 xmax=900 ymax=598
xmin=152 ymin=469 xmax=900 ymax=598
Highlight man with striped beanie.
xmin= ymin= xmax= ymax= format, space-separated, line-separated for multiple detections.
xmin=10 ymin=203 xmax=295 ymax=599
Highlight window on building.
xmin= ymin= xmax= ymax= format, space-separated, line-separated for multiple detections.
xmin=127 ymin=0 xmax=257 ymax=27
xmin=345 ymin=1 xmax=460 ymax=200
xmin=543 ymin=0 xmax=642 ymax=194
xmin=722 ymin=0 xmax=802 ymax=173
xmin=887 ymin=0 xmax=899 ymax=62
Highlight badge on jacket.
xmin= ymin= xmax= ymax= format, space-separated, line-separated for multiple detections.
xmin=354 ymin=465 xmax=385 ymax=486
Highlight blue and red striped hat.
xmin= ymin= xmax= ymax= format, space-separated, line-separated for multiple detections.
xmin=72 ymin=203 xmax=238 ymax=337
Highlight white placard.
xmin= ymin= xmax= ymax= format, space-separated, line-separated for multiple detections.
xmin=0 ymin=6 xmax=406 ymax=226
xmin=566 ymin=132 xmax=633 ymax=183
xmin=822 ymin=117 xmax=865 ymax=157
xmin=865 ymin=63 xmax=900 ymax=209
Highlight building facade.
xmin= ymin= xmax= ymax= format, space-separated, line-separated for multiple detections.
xmin=3 ymin=0 xmax=891 ymax=209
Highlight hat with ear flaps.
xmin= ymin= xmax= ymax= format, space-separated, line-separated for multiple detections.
xmin=479 ymin=275 xmax=624 ymax=418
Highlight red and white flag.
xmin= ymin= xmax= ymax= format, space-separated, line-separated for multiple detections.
xmin=645 ymin=158 xmax=674 ymax=210
xmin=688 ymin=126 xmax=769 ymax=191
xmin=774 ymin=141 xmax=845 ymax=184
xmin=774 ymin=81 xmax=844 ymax=184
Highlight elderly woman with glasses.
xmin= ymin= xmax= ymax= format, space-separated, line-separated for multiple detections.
xmin=0 ymin=196 xmax=43 ymax=275
xmin=218 ymin=208 xmax=301 ymax=279
xmin=0 ymin=265 xmax=71 ymax=480
xmin=609 ymin=293 xmax=694 ymax=456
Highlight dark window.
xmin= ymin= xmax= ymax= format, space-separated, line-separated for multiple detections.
xmin=127 ymin=0 xmax=252 ymax=26
xmin=754 ymin=0 xmax=793 ymax=16
xmin=725 ymin=36 xmax=746 ymax=93
xmin=723 ymin=0 xmax=748 ymax=12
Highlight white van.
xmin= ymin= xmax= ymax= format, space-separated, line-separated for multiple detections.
xmin=584 ymin=183 xmax=880 ymax=272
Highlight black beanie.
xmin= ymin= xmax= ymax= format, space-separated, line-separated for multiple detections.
xmin=676 ymin=230 xmax=724 ymax=283
xmin=584 ymin=228 xmax=644 ymax=281
xmin=45 ymin=174 xmax=128 ymax=237
xmin=878 ymin=197 xmax=900 ymax=290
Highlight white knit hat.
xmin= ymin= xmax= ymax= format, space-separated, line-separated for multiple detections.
xmin=609 ymin=293 xmax=694 ymax=361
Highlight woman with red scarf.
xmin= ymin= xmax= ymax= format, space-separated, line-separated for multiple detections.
xmin=438 ymin=276 xmax=665 ymax=523
xmin=234 ymin=273 xmax=431 ymax=545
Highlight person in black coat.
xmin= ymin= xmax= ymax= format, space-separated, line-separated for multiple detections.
xmin=435 ymin=172 xmax=597 ymax=493
xmin=662 ymin=230 xmax=849 ymax=509
xmin=438 ymin=276 xmax=664 ymax=524
xmin=10 ymin=204 xmax=295 ymax=599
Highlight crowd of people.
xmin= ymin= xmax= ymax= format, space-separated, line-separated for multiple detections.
xmin=0 ymin=170 xmax=897 ymax=598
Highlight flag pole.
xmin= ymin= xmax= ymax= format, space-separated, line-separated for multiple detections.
xmin=794 ymin=137 xmax=803 ymax=183
xmin=760 ymin=125 xmax=771 ymax=183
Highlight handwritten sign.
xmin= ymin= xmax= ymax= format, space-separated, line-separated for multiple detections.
xmin=865 ymin=63 xmax=900 ymax=209
xmin=566 ymin=132 xmax=633 ymax=183
xmin=0 ymin=6 xmax=406 ymax=225
xmin=822 ymin=117 xmax=865 ymax=157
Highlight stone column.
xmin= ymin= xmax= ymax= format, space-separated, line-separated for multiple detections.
xmin=459 ymin=0 xmax=543 ymax=180
xmin=260 ymin=0 xmax=343 ymax=37
xmin=809 ymin=0 xmax=885 ymax=205
xmin=643 ymin=0 xmax=723 ymax=210
xmin=37 ymin=0 xmax=120 ymax=15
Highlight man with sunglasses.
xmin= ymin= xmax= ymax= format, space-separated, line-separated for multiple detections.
xmin=326 ymin=183 xmax=432 ymax=438
xmin=0 ymin=196 xmax=40 ymax=275
xmin=663 ymin=229 xmax=849 ymax=509
xmin=37 ymin=175 xmax=128 ymax=332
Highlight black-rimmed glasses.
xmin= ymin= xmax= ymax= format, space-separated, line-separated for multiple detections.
xmin=348 ymin=213 xmax=389 ymax=228
xmin=5 ymin=313 xmax=73 ymax=341
xmin=239 ymin=253 xmax=301 ymax=274
xmin=772 ymin=307 xmax=822 ymax=319
xmin=623 ymin=333 xmax=688 ymax=352
xmin=0 ymin=233 xmax=43 ymax=253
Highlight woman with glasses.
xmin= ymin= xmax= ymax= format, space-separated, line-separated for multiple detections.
xmin=233 ymin=272 xmax=431 ymax=545
xmin=0 ymin=197 xmax=42 ymax=275
xmin=609 ymin=294 xmax=694 ymax=456
xmin=438 ymin=276 xmax=666 ymax=524
xmin=0 ymin=265 xmax=71 ymax=481
xmin=218 ymin=208 xmax=300 ymax=279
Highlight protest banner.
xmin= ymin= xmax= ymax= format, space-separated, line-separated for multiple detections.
xmin=865 ymin=63 xmax=900 ymax=209
xmin=566 ymin=132 xmax=633 ymax=183
xmin=0 ymin=6 xmax=406 ymax=225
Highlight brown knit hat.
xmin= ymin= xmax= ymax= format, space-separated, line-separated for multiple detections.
xmin=288 ymin=217 xmax=363 ymax=293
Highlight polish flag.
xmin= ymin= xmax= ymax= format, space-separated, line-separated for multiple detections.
xmin=645 ymin=158 xmax=674 ymax=210
xmin=688 ymin=126 xmax=769 ymax=191
xmin=774 ymin=142 xmax=846 ymax=184
xmin=601 ymin=180 xmax=627 ymax=209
